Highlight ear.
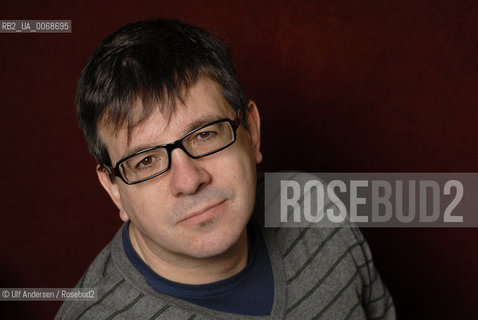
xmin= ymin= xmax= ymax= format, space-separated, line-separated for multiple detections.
xmin=96 ymin=165 xmax=130 ymax=222
xmin=245 ymin=101 xmax=262 ymax=164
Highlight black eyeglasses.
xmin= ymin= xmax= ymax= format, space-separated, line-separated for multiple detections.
xmin=103 ymin=117 xmax=241 ymax=185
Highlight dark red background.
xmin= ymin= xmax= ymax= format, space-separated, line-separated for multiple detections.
xmin=1 ymin=0 xmax=477 ymax=319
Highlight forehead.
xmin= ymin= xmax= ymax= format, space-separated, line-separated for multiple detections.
xmin=99 ymin=77 xmax=235 ymax=163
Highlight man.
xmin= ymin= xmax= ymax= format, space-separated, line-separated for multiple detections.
xmin=57 ymin=19 xmax=395 ymax=319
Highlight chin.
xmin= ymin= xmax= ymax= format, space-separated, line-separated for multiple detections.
xmin=185 ymin=227 xmax=244 ymax=259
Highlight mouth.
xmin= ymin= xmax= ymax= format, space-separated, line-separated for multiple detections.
xmin=178 ymin=200 xmax=227 ymax=226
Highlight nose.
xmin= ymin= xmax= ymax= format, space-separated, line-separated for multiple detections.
xmin=169 ymin=148 xmax=211 ymax=196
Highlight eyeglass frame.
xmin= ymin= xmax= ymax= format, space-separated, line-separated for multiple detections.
xmin=101 ymin=116 xmax=242 ymax=185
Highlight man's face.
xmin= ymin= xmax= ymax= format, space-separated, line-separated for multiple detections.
xmin=98 ymin=77 xmax=262 ymax=261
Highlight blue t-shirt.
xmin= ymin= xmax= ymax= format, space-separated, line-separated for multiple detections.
xmin=122 ymin=219 xmax=274 ymax=316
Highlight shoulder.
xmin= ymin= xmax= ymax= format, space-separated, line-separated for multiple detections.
xmin=55 ymin=229 xmax=129 ymax=319
xmin=271 ymin=222 xmax=369 ymax=271
xmin=257 ymin=171 xmax=377 ymax=274
xmin=54 ymin=226 xmax=205 ymax=320
xmin=55 ymin=227 xmax=145 ymax=319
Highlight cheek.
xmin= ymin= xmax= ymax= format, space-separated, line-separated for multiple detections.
xmin=215 ymin=145 xmax=255 ymax=181
xmin=215 ymin=145 xmax=257 ymax=207
xmin=117 ymin=184 xmax=172 ymax=226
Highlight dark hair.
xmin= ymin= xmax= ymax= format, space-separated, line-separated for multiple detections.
xmin=76 ymin=19 xmax=248 ymax=166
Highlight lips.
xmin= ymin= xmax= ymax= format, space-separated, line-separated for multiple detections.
xmin=178 ymin=200 xmax=226 ymax=225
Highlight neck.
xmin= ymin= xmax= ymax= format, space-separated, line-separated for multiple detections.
xmin=128 ymin=224 xmax=249 ymax=285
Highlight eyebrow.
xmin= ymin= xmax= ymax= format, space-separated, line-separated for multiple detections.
xmin=118 ymin=114 xmax=231 ymax=161
xmin=182 ymin=115 xmax=223 ymax=134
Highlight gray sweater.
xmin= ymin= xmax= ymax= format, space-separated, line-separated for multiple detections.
xmin=56 ymin=216 xmax=395 ymax=319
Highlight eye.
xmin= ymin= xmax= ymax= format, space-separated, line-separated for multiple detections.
xmin=135 ymin=156 xmax=157 ymax=170
xmin=195 ymin=130 xmax=217 ymax=142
